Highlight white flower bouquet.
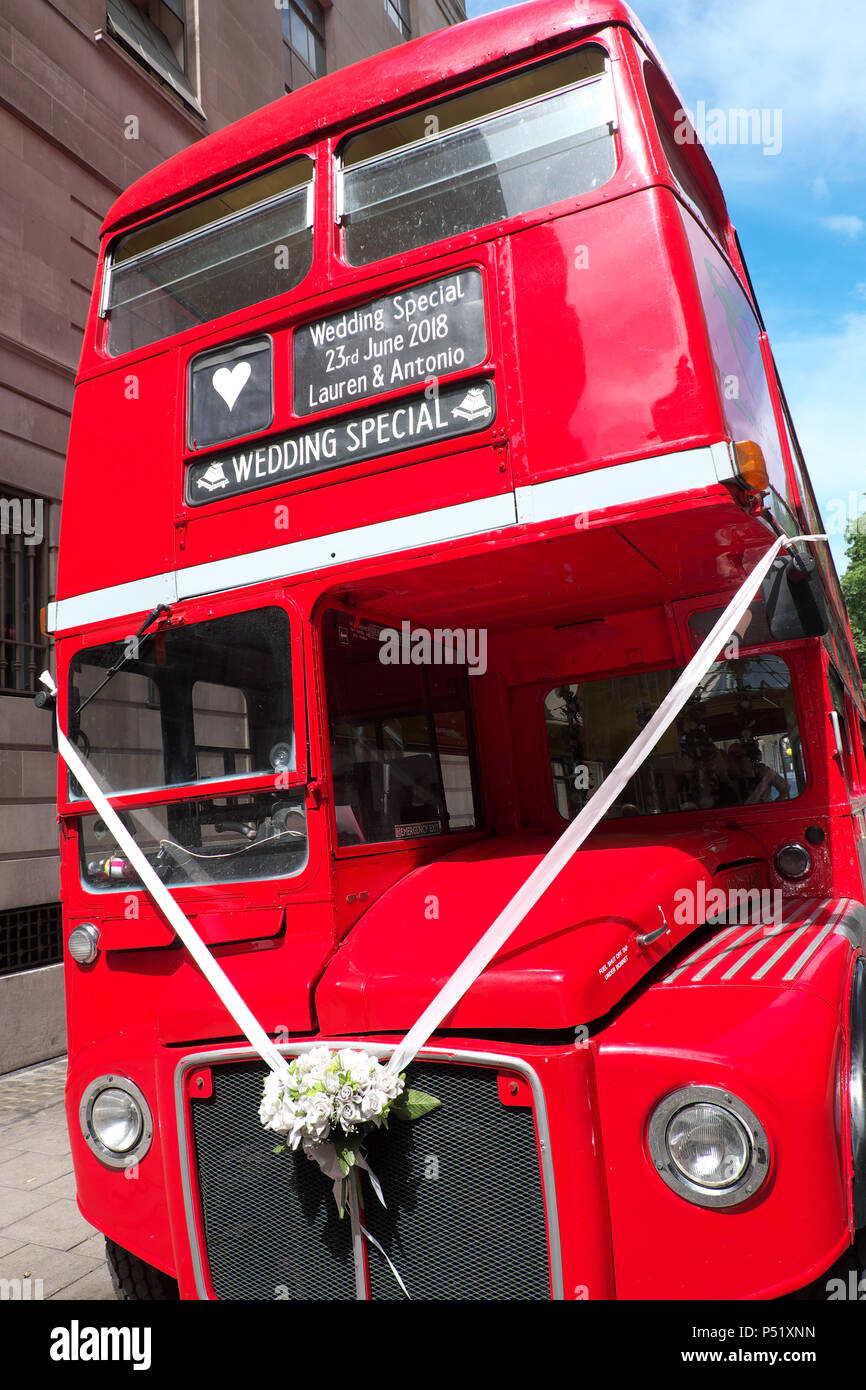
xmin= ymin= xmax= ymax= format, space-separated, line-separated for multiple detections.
xmin=259 ymin=1047 xmax=439 ymax=1213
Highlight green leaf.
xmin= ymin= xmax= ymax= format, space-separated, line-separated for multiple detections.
xmin=273 ymin=1143 xmax=287 ymax=1155
xmin=392 ymin=1089 xmax=441 ymax=1123
xmin=333 ymin=1140 xmax=357 ymax=1176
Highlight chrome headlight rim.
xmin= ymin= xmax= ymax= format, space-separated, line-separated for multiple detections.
xmin=79 ymin=1074 xmax=153 ymax=1170
xmin=774 ymin=841 xmax=812 ymax=881
xmin=67 ymin=922 xmax=100 ymax=966
xmin=648 ymin=1084 xmax=770 ymax=1209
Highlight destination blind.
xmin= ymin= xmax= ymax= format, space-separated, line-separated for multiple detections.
xmin=293 ymin=269 xmax=487 ymax=416
xmin=185 ymin=378 xmax=496 ymax=505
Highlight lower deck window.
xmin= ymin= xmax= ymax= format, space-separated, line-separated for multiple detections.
xmin=545 ymin=655 xmax=805 ymax=820
xmin=323 ymin=611 xmax=479 ymax=846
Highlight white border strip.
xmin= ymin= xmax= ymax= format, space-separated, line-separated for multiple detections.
xmin=46 ymin=444 xmax=732 ymax=634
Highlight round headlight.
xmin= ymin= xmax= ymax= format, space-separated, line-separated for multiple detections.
xmin=90 ymin=1088 xmax=142 ymax=1153
xmin=666 ymin=1103 xmax=749 ymax=1188
xmin=67 ymin=923 xmax=100 ymax=965
xmin=79 ymin=1075 xmax=153 ymax=1170
xmin=648 ymin=1085 xmax=769 ymax=1208
xmin=774 ymin=842 xmax=812 ymax=880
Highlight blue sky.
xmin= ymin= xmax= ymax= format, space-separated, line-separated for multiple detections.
xmin=465 ymin=0 xmax=866 ymax=573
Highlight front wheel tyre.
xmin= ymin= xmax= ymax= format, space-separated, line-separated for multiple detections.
xmin=105 ymin=1237 xmax=180 ymax=1300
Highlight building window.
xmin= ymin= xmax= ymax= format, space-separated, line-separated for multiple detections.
xmin=0 ymin=904 xmax=63 ymax=977
xmin=105 ymin=0 xmax=203 ymax=115
xmin=1 ymin=492 xmax=50 ymax=695
xmin=281 ymin=0 xmax=326 ymax=89
xmin=385 ymin=0 xmax=411 ymax=39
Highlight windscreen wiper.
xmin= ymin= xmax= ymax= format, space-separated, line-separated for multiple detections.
xmin=75 ymin=604 xmax=171 ymax=719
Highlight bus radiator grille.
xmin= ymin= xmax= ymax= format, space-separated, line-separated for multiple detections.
xmin=190 ymin=1058 xmax=551 ymax=1300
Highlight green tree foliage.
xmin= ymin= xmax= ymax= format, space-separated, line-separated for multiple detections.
xmin=841 ymin=520 xmax=866 ymax=679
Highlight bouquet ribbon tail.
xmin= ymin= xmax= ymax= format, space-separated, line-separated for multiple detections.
xmin=347 ymin=1168 xmax=410 ymax=1299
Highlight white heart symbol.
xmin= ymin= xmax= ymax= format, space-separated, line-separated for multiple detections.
xmin=212 ymin=361 xmax=251 ymax=411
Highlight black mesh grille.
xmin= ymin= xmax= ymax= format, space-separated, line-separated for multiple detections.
xmin=0 ymin=903 xmax=62 ymax=977
xmin=191 ymin=1062 xmax=355 ymax=1300
xmin=362 ymin=1061 xmax=550 ymax=1300
xmin=190 ymin=1057 xmax=551 ymax=1300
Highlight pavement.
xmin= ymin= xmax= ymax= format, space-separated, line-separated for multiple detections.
xmin=0 ymin=1056 xmax=114 ymax=1300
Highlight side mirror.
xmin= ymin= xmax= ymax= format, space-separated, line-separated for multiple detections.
xmin=763 ymin=551 xmax=828 ymax=641
xmin=33 ymin=688 xmax=58 ymax=753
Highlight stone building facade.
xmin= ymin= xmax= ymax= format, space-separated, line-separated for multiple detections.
xmin=0 ymin=0 xmax=465 ymax=1072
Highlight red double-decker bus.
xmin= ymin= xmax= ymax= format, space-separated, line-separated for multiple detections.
xmin=45 ymin=0 xmax=866 ymax=1300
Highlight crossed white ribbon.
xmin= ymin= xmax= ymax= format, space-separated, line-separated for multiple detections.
xmin=47 ymin=531 xmax=826 ymax=1297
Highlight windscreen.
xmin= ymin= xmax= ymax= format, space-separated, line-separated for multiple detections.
xmin=105 ymin=157 xmax=314 ymax=354
xmin=545 ymin=656 xmax=805 ymax=820
xmin=340 ymin=46 xmax=617 ymax=265
xmin=69 ymin=608 xmax=295 ymax=799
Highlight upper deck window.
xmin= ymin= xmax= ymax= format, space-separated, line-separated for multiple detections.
xmin=339 ymin=46 xmax=617 ymax=266
xmin=545 ymin=656 xmax=804 ymax=821
xmin=103 ymin=157 xmax=314 ymax=355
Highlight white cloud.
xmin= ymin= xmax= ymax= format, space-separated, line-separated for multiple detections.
xmin=774 ymin=310 xmax=866 ymax=572
xmin=632 ymin=0 xmax=866 ymax=187
xmin=820 ymin=215 xmax=865 ymax=240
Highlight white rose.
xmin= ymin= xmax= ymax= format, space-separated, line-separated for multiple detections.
xmin=304 ymin=1093 xmax=333 ymax=1142
xmin=339 ymin=1101 xmax=362 ymax=1131
xmin=360 ymin=1088 xmax=388 ymax=1122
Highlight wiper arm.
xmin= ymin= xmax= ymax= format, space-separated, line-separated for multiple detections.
xmin=75 ymin=604 xmax=170 ymax=718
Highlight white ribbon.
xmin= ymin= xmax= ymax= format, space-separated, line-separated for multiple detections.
xmin=43 ymin=696 xmax=291 ymax=1082
xmin=46 ymin=530 xmax=826 ymax=1300
xmin=385 ymin=532 xmax=827 ymax=1075
xmin=348 ymin=1169 xmax=411 ymax=1300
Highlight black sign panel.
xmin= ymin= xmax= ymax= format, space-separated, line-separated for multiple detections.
xmin=185 ymin=379 xmax=496 ymax=506
xmin=189 ymin=337 xmax=273 ymax=448
xmin=293 ymin=269 xmax=487 ymax=417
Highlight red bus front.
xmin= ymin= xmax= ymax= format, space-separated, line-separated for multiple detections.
xmin=46 ymin=0 xmax=866 ymax=1300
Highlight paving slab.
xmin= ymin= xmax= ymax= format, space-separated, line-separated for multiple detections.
xmin=0 ymin=1241 xmax=102 ymax=1299
xmin=67 ymin=1233 xmax=111 ymax=1269
xmin=0 ymin=1057 xmax=67 ymax=1124
xmin=0 ymin=1185 xmax=51 ymax=1228
xmin=50 ymin=1262 xmax=115 ymax=1301
xmin=1 ymin=1196 xmax=98 ymax=1251
xmin=0 ymin=1057 xmax=121 ymax=1300
xmin=0 ymin=1149 xmax=73 ymax=1190
xmin=35 ymin=1172 xmax=77 ymax=1200
xmin=0 ymin=1110 xmax=71 ymax=1156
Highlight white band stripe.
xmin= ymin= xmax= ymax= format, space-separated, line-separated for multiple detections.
xmin=664 ymin=921 xmax=742 ymax=981
xmin=781 ymin=900 xmax=850 ymax=981
xmin=692 ymin=920 xmax=770 ymax=982
xmin=46 ymin=443 xmax=735 ymax=634
xmin=750 ymin=900 xmax=832 ymax=980
xmin=719 ymin=900 xmax=816 ymax=980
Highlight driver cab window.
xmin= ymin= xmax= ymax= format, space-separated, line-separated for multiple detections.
xmin=322 ymin=610 xmax=479 ymax=846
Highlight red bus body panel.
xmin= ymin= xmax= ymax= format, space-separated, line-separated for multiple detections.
xmin=50 ymin=0 xmax=866 ymax=1301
